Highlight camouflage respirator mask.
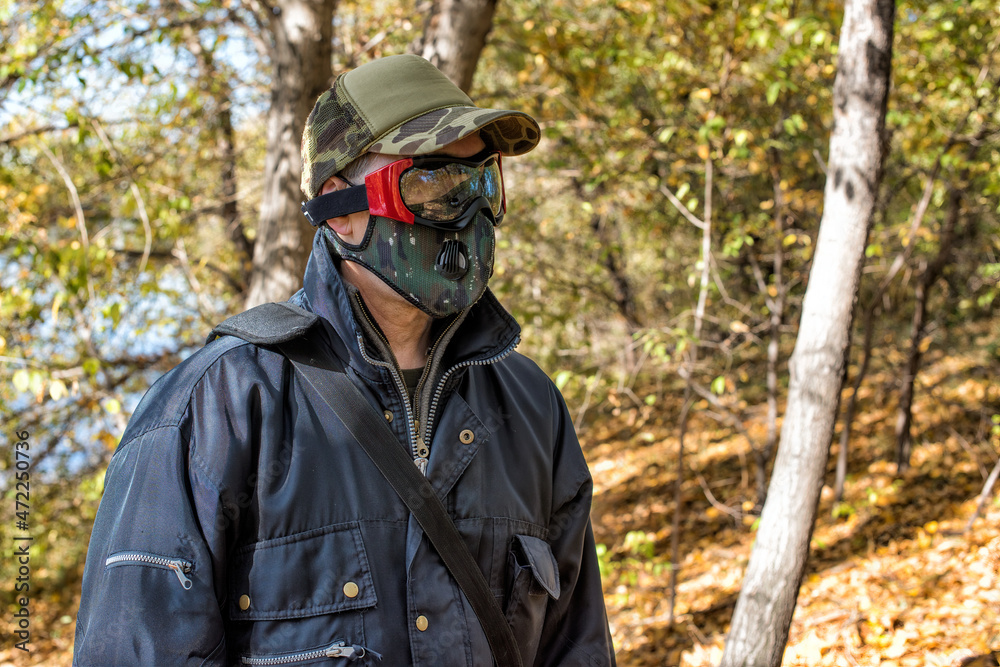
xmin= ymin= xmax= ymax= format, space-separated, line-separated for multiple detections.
xmin=323 ymin=211 xmax=496 ymax=318
xmin=308 ymin=150 xmax=503 ymax=317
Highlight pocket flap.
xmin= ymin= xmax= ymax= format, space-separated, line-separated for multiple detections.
xmin=513 ymin=534 xmax=561 ymax=600
xmin=229 ymin=522 xmax=377 ymax=620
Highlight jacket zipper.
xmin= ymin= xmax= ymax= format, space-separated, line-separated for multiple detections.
xmin=352 ymin=294 xmax=419 ymax=462
xmin=352 ymin=292 xmax=519 ymax=473
xmin=241 ymin=640 xmax=373 ymax=665
xmin=410 ymin=315 xmax=465 ymax=467
xmin=104 ymin=551 xmax=193 ymax=590
xmin=422 ymin=335 xmax=520 ymax=445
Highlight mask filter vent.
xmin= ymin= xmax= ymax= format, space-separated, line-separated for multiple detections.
xmin=435 ymin=239 xmax=469 ymax=280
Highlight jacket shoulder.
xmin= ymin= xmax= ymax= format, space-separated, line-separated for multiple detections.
xmin=119 ymin=335 xmax=281 ymax=447
xmin=495 ymin=351 xmax=560 ymax=394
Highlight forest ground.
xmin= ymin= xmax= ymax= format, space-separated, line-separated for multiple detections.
xmin=591 ymin=346 xmax=1000 ymax=666
xmin=1 ymin=348 xmax=998 ymax=667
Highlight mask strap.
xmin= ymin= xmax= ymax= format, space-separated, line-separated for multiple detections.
xmin=301 ymin=185 xmax=369 ymax=227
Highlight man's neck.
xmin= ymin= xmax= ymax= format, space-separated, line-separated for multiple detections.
xmin=341 ymin=261 xmax=433 ymax=369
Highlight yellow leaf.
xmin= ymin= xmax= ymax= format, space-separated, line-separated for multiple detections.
xmin=52 ymin=292 xmax=64 ymax=325
xmin=13 ymin=369 xmax=29 ymax=393
xmin=105 ymin=398 xmax=122 ymax=415
xmin=697 ymin=144 xmax=710 ymax=160
xmin=918 ymin=337 xmax=932 ymax=352
xmin=49 ymin=379 xmax=68 ymax=401
xmin=692 ymin=87 xmax=712 ymax=101
xmin=98 ymin=431 xmax=118 ymax=450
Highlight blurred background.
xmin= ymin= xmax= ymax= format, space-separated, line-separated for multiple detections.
xmin=1 ymin=0 xmax=999 ymax=664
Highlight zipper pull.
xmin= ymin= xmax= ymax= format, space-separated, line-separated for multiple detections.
xmin=414 ymin=457 xmax=429 ymax=475
xmin=415 ymin=436 xmax=430 ymax=460
xmin=167 ymin=559 xmax=193 ymax=590
xmin=326 ymin=642 xmax=349 ymax=658
xmin=326 ymin=641 xmax=383 ymax=661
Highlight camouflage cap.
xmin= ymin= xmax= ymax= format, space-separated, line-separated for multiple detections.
xmin=301 ymin=54 xmax=540 ymax=200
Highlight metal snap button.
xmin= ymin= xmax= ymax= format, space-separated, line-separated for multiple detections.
xmin=343 ymin=581 xmax=359 ymax=598
xmin=384 ymin=410 xmax=393 ymax=422
xmin=415 ymin=614 xmax=429 ymax=631
xmin=239 ymin=594 xmax=251 ymax=611
xmin=459 ymin=429 xmax=475 ymax=444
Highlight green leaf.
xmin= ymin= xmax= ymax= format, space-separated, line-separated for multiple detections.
xmin=711 ymin=375 xmax=726 ymax=395
xmin=554 ymin=370 xmax=572 ymax=391
xmin=82 ymin=358 xmax=101 ymax=377
xmin=766 ymin=81 xmax=781 ymax=106
xmin=103 ymin=302 xmax=122 ymax=328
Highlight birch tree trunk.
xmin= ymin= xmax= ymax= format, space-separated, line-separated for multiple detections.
xmin=411 ymin=0 xmax=498 ymax=93
xmin=245 ymin=0 xmax=334 ymax=308
xmin=720 ymin=1 xmax=895 ymax=664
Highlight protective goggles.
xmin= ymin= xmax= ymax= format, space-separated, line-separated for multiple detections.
xmin=302 ymin=149 xmax=506 ymax=231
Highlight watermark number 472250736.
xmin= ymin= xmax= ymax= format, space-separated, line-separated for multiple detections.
xmin=12 ymin=429 xmax=32 ymax=653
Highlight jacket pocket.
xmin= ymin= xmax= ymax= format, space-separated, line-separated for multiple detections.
xmin=228 ymin=522 xmax=377 ymax=621
xmin=504 ymin=534 xmax=561 ymax=664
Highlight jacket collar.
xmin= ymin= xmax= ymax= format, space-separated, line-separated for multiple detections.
xmin=296 ymin=230 xmax=521 ymax=376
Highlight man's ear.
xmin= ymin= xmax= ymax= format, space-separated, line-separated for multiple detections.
xmin=320 ymin=175 xmax=356 ymax=237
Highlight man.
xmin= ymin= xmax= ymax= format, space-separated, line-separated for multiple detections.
xmin=75 ymin=54 xmax=615 ymax=666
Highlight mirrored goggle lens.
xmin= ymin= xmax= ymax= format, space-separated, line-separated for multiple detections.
xmin=399 ymin=159 xmax=503 ymax=222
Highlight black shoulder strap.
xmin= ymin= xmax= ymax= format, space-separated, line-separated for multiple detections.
xmin=208 ymin=304 xmax=523 ymax=667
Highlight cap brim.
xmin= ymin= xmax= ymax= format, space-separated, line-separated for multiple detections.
xmin=367 ymin=106 xmax=540 ymax=158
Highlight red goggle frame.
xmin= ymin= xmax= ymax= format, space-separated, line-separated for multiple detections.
xmin=302 ymin=149 xmax=506 ymax=232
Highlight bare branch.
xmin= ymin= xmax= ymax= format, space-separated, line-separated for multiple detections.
xmin=91 ymin=119 xmax=153 ymax=273
xmin=36 ymin=141 xmax=96 ymax=304
xmin=660 ymin=183 xmax=708 ymax=230
xmin=695 ymin=472 xmax=742 ymax=520
xmin=172 ymin=238 xmax=220 ymax=324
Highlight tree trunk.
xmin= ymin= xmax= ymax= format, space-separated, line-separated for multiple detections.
xmin=220 ymin=99 xmax=253 ymax=273
xmin=592 ymin=214 xmax=641 ymax=331
xmin=757 ymin=147 xmax=788 ymax=506
xmin=181 ymin=19 xmax=253 ymax=290
xmin=411 ymin=0 xmax=498 ymax=93
xmin=720 ymin=1 xmax=894 ymax=664
xmin=895 ymin=187 xmax=961 ymax=472
xmin=245 ymin=0 xmax=335 ymax=308
xmin=668 ymin=156 xmax=713 ymax=626
xmin=835 ymin=299 xmax=879 ymax=501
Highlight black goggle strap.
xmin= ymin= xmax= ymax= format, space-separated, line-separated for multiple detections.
xmin=301 ymin=185 xmax=369 ymax=228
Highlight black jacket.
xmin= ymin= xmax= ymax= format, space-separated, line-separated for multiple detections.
xmin=74 ymin=232 xmax=615 ymax=666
